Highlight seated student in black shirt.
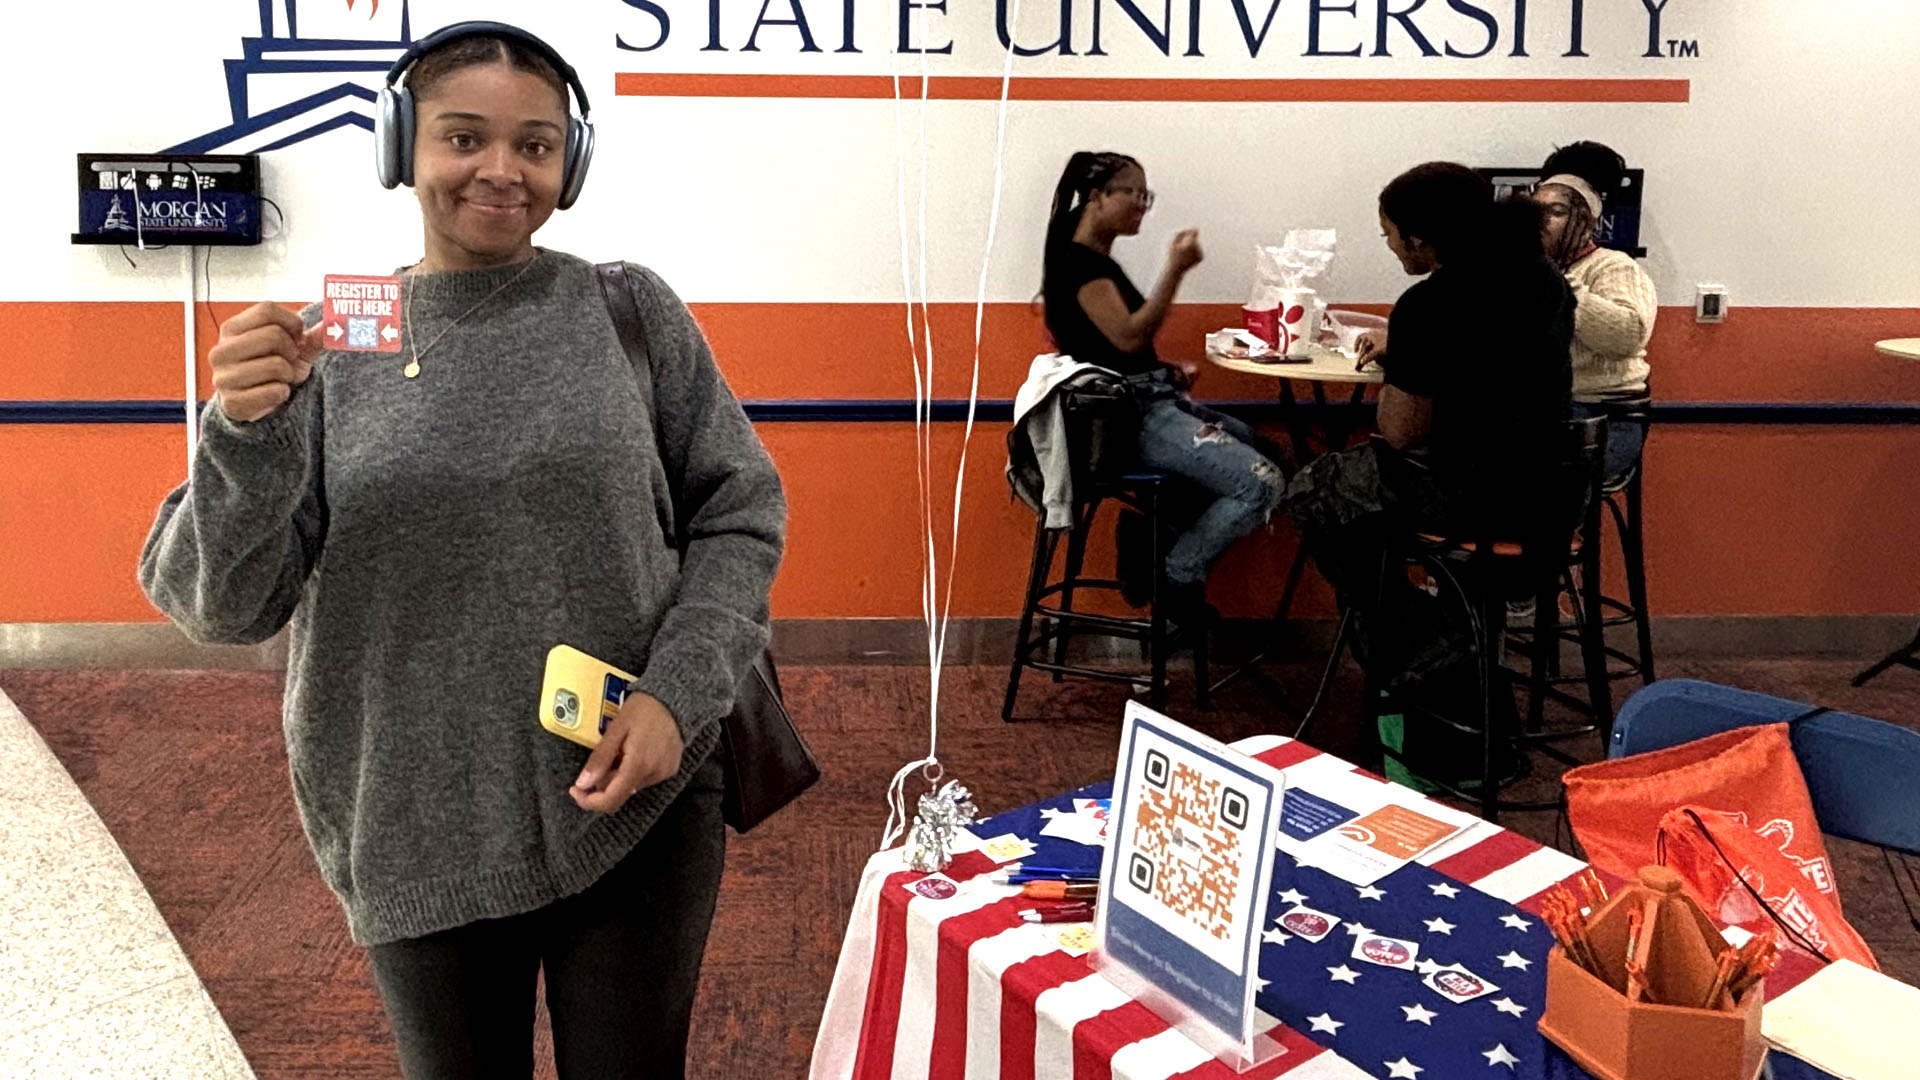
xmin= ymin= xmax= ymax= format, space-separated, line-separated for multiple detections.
xmin=1040 ymin=151 xmax=1285 ymax=618
xmin=1375 ymin=164 xmax=1575 ymax=529
xmin=1282 ymin=162 xmax=1573 ymax=787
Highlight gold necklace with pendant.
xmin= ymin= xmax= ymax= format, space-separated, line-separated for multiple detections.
xmin=400 ymin=252 xmax=543 ymax=379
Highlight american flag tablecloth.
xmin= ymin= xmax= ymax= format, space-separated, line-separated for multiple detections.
xmin=810 ymin=735 xmax=1838 ymax=1080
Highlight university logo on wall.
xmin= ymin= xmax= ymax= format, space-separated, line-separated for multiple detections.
xmin=168 ymin=0 xmax=415 ymax=154
xmin=168 ymin=0 xmax=1705 ymax=154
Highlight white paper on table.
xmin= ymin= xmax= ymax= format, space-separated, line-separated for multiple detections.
xmin=1762 ymin=959 xmax=1920 ymax=1080
xmin=975 ymin=833 xmax=1040 ymax=863
xmin=1205 ymin=329 xmax=1277 ymax=360
xmin=1040 ymin=811 xmax=1110 ymax=847
xmin=1268 ymin=767 xmax=1475 ymax=887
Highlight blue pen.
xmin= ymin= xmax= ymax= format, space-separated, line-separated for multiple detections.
xmin=998 ymin=864 xmax=1105 ymax=883
xmin=1011 ymin=864 xmax=1099 ymax=877
xmin=996 ymin=867 xmax=1099 ymax=884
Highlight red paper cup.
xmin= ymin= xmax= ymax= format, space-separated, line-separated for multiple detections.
xmin=1242 ymin=306 xmax=1279 ymax=348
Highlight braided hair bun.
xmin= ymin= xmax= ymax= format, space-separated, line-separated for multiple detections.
xmin=1540 ymin=141 xmax=1628 ymax=199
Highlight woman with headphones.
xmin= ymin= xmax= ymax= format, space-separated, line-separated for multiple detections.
xmin=139 ymin=23 xmax=785 ymax=1078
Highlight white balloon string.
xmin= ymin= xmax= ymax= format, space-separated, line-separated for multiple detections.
xmin=936 ymin=0 xmax=1022 ymax=681
xmin=881 ymin=5 xmax=943 ymax=851
xmin=890 ymin=50 xmax=928 ymax=665
xmin=916 ymin=26 xmax=940 ymax=758
xmin=881 ymin=756 xmax=936 ymax=852
xmin=891 ymin=34 xmax=941 ymax=765
xmin=880 ymin=1 xmax=1020 ymax=851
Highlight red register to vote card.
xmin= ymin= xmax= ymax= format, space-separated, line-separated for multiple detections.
xmin=321 ymin=275 xmax=403 ymax=353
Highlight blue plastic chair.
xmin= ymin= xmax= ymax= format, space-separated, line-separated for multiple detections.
xmin=1610 ymin=678 xmax=1920 ymax=857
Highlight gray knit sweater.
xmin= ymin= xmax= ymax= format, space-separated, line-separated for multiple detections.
xmin=138 ymin=251 xmax=786 ymax=945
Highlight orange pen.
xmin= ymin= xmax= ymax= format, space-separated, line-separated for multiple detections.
xmin=1584 ymin=868 xmax=1610 ymax=905
xmin=1021 ymin=880 xmax=1098 ymax=901
xmin=1560 ymin=894 xmax=1602 ymax=974
xmin=1727 ymin=938 xmax=1779 ymax=1000
xmin=1701 ymin=948 xmax=1738 ymax=1009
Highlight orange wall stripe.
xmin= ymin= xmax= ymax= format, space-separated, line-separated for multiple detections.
xmin=0 ymin=302 xmax=198 ymax=401
xmin=9 ymin=421 xmax=1920 ymax=623
xmin=0 ymin=425 xmax=188 ymax=622
xmin=612 ymin=74 xmax=1690 ymax=104
xmin=0 ymin=300 xmax=285 ymax=403
xmin=6 ymin=303 xmax=1916 ymax=404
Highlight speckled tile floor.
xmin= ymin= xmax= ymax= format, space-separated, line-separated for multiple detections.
xmin=2 ymin=657 xmax=1916 ymax=1078
xmin=0 ymin=689 xmax=253 ymax=1080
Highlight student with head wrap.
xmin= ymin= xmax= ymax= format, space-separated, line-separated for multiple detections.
xmin=1535 ymin=141 xmax=1657 ymax=480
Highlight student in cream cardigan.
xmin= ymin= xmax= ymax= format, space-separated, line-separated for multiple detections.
xmin=1534 ymin=141 xmax=1658 ymax=480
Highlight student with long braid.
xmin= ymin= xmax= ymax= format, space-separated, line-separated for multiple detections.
xmin=1039 ymin=151 xmax=1284 ymax=620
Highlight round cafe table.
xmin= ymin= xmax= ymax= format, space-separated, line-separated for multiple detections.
xmin=1207 ymin=344 xmax=1385 ymax=465
xmin=1204 ymin=344 xmax=1383 ymax=705
xmin=1853 ymin=339 xmax=1920 ymax=685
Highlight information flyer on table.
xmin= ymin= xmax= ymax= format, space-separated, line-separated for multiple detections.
xmin=1271 ymin=765 xmax=1475 ymax=886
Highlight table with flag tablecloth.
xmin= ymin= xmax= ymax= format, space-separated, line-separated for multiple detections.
xmin=809 ymin=734 xmax=1842 ymax=1080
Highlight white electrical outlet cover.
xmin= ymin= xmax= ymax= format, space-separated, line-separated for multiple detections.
xmin=1695 ymin=284 xmax=1728 ymax=323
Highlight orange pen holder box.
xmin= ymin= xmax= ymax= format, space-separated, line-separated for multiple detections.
xmin=1537 ymin=865 xmax=1768 ymax=1080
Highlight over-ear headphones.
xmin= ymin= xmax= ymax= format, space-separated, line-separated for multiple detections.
xmin=374 ymin=21 xmax=595 ymax=210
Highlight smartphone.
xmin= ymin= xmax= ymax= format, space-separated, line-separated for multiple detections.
xmin=539 ymin=644 xmax=637 ymax=750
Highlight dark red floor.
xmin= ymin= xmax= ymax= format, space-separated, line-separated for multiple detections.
xmin=4 ymin=656 xmax=1916 ymax=1079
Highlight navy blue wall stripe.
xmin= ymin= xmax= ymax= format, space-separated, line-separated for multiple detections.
xmin=6 ymin=400 xmax=1920 ymax=426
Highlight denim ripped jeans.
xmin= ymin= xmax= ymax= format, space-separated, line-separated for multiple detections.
xmin=1130 ymin=372 xmax=1285 ymax=587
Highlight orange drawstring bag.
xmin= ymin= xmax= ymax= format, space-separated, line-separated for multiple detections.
xmin=1563 ymin=723 xmax=1872 ymax=965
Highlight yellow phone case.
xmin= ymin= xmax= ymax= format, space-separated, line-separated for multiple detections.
xmin=539 ymin=644 xmax=637 ymax=750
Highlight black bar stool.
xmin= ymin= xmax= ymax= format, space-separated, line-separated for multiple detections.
xmin=1003 ymin=470 xmax=1211 ymax=720
xmin=1512 ymin=398 xmax=1656 ymax=726
xmin=1584 ymin=398 xmax=1656 ymax=686
xmin=1365 ymin=417 xmax=1609 ymax=820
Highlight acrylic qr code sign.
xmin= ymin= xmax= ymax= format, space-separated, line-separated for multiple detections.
xmin=1129 ymin=761 xmax=1249 ymax=940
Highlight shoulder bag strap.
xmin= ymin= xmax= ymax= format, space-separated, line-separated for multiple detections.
xmin=596 ymin=261 xmax=680 ymax=548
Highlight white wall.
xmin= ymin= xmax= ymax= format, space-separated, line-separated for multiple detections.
xmin=5 ymin=0 xmax=1917 ymax=308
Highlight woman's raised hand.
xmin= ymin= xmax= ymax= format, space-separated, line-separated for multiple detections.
xmin=1168 ymin=229 xmax=1204 ymax=274
xmin=209 ymin=303 xmax=325 ymax=423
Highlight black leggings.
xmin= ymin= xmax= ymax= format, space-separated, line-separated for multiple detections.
xmin=367 ymin=756 xmax=726 ymax=1080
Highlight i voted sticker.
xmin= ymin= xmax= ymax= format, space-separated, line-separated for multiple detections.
xmin=1351 ymin=934 xmax=1422 ymax=969
xmin=1424 ymin=963 xmax=1501 ymax=1003
xmin=322 ymin=274 xmax=403 ymax=353
xmin=905 ymin=875 xmax=959 ymax=900
xmin=1278 ymin=906 xmax=1342 ymax=943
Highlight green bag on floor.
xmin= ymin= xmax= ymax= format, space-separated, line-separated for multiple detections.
xmin=1377 ymin=703 xmax=1438 ymax=794
xmin=1376 ymin=683 xmax=1522 ymax=795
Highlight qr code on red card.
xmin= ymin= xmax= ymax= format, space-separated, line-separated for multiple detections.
xmin=1127 ymin=753 xmax=1250 ymax=940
